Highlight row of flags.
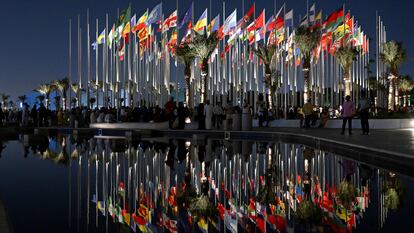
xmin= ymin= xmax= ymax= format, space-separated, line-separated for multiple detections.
xmin=89 ymin=2 xmax=369 ymax=68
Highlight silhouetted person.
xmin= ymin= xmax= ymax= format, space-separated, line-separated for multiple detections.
xmin=31 ymin=104 xmax=38 ymax=127
xmin=359 ymin=93 xmax=370 ymax=135
xmin=341 ymin=95 xmax=355 ymax=135
xmin=0 ymin=103 xmax=4 ymax=127
xmin=38 ymin=103 xmax=46 ymax=127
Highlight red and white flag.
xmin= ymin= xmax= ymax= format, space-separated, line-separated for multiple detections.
xmin=163 ymin=10 xmax=177 ymax=32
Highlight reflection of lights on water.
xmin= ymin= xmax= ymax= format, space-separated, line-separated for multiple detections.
xmin=185 ymin=117 xmax=191 ymax=124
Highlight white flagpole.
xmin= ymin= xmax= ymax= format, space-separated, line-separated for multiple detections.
xmin=95 ymin=18 xmax=99 ymax=109
xmin=69 ymin=19 xmax=72 ymax=110
xmin=87 ymin=9 xmax=91 ymax=109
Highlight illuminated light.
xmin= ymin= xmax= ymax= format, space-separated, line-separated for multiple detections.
xmin=410 ymin=120 xmax=414 ymax=127
xmin=185 ymin=141 xmax=191 ymax=147
xmin=185 ymin=117 xmax=191 ymax=124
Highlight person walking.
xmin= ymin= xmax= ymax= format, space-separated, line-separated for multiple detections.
xmin=341 ymin=95 xmax=355 ymax=135
xmin=358 ymin=93 xmax=370 ymax=135
xmin=303 ymin=99 xmax=314 ymax=128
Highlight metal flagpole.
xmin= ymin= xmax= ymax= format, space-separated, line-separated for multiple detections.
xmin=87 ymin=9 xmax=91 ymax=109
xmin=69 ymin=19 xmax=72 ymax=110
xmin=104 ymin=14 xmax=109 ymax=108
xmin=95 ymin=18 xmax=99 ymax=109
xmin=77 ymin=15 xmax=81 ymax=107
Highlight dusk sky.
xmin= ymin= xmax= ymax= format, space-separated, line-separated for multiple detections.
xmin=0 ymin=0 xmax=413 ymax=101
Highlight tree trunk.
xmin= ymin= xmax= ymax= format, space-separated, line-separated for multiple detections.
xmin=201 ymin=59 xmax=209 ymax=103
xmin=185 ymin=75 xmax=192 ymax=108
xmin=388 ymin=75 xmax=396 ymax=111
xmin=344 ymin=69 xmax=351 ymax=97
xmin=303 ymin=59 xmax=311 ymax=104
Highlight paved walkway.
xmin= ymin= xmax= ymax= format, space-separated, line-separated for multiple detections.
xmin=255 ymin=127 xmax=414 ymax=157
xmin=0 ymin=199 xmax=12 ymax=233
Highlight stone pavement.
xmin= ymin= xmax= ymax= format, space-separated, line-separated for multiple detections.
xmin=255 ymin=127 xmax=414 ymax=157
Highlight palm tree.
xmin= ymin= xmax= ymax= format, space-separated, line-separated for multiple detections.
xmin=36 ymin=95 xmax=45 ymax=104
xmin=54 ymin=77 xmax=70 ymax=110
xmin=398 ymin=75 xmax=413 ymax=107
xmin=35 ymin=84 xmax=55 ymax=109
xmin=176 ymin=43 xmax=196 ymax=108
xmin=54 ymin=96 xmax=61 ymax=110
xmin=18 ymin=95 xmax=27 ymax=107
xmin=253 ymin=44 xmax=277 ymax=109
xmin=70 ymin=83 xmax=80 ymax=107
xmin=187 ymin=32 xmax=219 ymax=103
xmin=294 ymin=26 xmax=321 ymax=103
xmin=335 ymin=46 xmax=358 ymax=97
xmin=1 ymin=93 xmax=10 ymax=109
xmin=380 ymin=41 xmax=406 ymax=111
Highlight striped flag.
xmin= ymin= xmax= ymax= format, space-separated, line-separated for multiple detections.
xmin=194 ymin=9 xmax=208 ymax=33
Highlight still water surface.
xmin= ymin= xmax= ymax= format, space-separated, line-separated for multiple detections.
xmin=0 ymin=134 xmax=413 ymax=233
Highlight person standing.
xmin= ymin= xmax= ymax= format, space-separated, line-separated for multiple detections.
xmin=341 ymin=95 xmax=355 ymax=135
xmin=358 ymin=93 xmax=370 ymax=135
xmin=0 ymin=103 xmax=4 ymax=127
xmin=31 ymin=104 xmax=38 ymax=127
xmin=303 ymin=99 xmax=314 ymax=128
xmin=213 ymin=103 xmax=223 ymax=129
xmin=204 ymin=100 xmax=213 ymax=130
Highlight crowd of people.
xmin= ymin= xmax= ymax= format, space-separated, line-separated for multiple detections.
xmin=0 ymin=94 xmax=413 ymax=134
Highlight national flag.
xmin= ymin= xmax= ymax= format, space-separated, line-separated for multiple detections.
xmin=334 ymin=12 xmax=352 ymax=37
xmin=97 ymin=29 xmax=106 ymax=45
xmin=243 ymin=4 xmax=255 ymax=25
xmin=194 ymin=9 xmax=208 ymax=33
xmin=323 ymin=7 xmax=344 ymax=32
xmin=133 ymin=11 xmax=148 ymax=33
xmin=117 ymin=4 xmax=132 ymax=28
xmin=224 ymin=212 xmax=238 ymax=233
xmin=108 ymin=25 xmax=115 ymax=46
xmin=163 ymin=214 xmax=178 ymax=233
xmin=254 ymin=10 xmax=265 ymax=29
xmin=207 ymin=14 xmax=220 ymax=35
xmin=168 ymin=29 xmax=178 ymax=53
xmin=312 ymin=11 xmax=323 ymax=28
xmin=163 ymin=10 xmax=177 ymax=32
xmin=284 ymin=10 xmax=293 ymax=27
xmin=309 ymin=3 xmax=316 ymax=23
xmin=138 ymin=26 xmax=148 ymax=42
xmin=223 ymin=9 xmax=237 ymax=35
xmin=197 ymin=218 xmax=208 ymax=233
xmin=178 ymin=2 xmax=193 ymax=29
xmin=122 ymin=22 xmax=131 ymax=37
xmin=146 ymin=3 xmax=162 ymax=25
xmin=300 ymin=15 xmax=308 ymax=27
xmin=267 ymin=7 xmax=285 ymax=32
xmin=130 ymin=14 xmax=136 ymax=29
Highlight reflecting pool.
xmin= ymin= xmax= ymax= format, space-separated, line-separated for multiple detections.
xmin=0 ymin=134 xmax=413 ymax=233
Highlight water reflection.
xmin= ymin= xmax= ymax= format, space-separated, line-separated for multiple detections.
xmin=22 ymin=134 xmax=409 ymax=233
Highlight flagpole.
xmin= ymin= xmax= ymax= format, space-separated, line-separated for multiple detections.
xmin=87 ymin=9 xmax=91 ymax=109
xmin=77 ymin=15 xmax=81 ymax=107
xmin=95 ymin=18 xmax=99 ymax=109
xmin=69 ymin=19 xmax=72 ymax=110
xmin=104 ymin=14 xmax=109 ymax=108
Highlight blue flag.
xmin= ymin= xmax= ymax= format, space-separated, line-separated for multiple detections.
xmin=178 ymin=2 xmax=193 ymax=29
xmin=146 ymin=3 xmax=162 ymax=25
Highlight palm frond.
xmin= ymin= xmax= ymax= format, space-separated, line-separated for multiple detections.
xmin=294 ymin=26 xmax=321 ymax=59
